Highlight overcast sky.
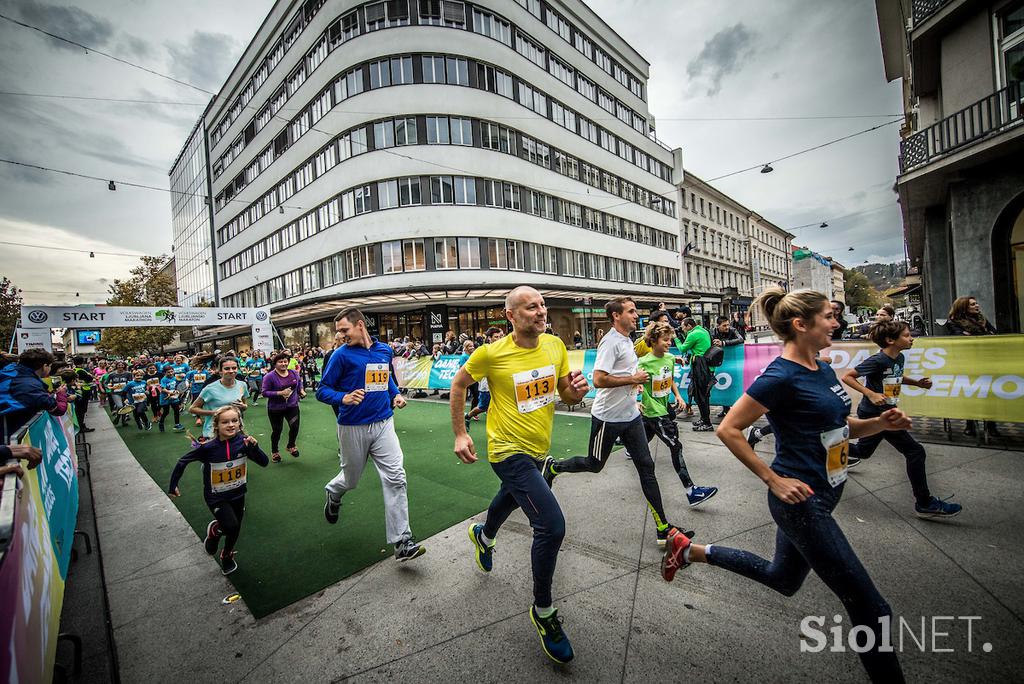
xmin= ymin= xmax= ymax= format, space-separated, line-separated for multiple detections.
xmin=0 ymin=0 xmax=904 ymax=306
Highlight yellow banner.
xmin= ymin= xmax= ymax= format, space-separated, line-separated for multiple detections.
xmin=827 ymin=336 xmax=1024 ymax=422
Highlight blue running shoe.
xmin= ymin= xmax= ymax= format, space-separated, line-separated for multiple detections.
xmin=687 ymin=485 xmax=719 ymax=508
xmin=468 ymin=523 xmax=494 ymax=572
xmin=530 ymin=607 xmax=573 ymax=664
xmin=915 ymin=496 xmax=962 ymax=519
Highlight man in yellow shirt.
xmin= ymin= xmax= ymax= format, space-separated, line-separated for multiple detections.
xmin=450 ymin=286 xmax=588 ymax=665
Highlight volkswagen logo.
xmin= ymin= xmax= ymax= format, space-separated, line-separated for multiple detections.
xmin=27 ymin=310 xmax=48 ymax=324
xmin=255 ymin=311 xmax=268 ymax=321
xmin=531 ymin=369 xmax=539 ymax=378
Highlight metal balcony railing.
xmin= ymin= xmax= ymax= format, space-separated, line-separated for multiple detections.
xmin=899 ymin=82 xmax=1023 ymax=173
xmin=912 ymin=0 xmax=954 ymax=25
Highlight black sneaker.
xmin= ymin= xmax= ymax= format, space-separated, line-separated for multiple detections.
xmin=847 ymin=456 xmax=862 ymax=469
xmin=82 ymin=427 xmax=95 ymax=433
xmin=541 ymin=456 xmax=559 ymax=488
xmin=204 ymin=520 xmax=221 ymax=555
xmin=693 ymin=423 xmax=714 ymax=432
xmin=657 ymin=526 xmax=695 ymax=548
xmin=744 ymin=426 xmax=761 ymax=447
xmin=324 ymin=491 xmax=340 ymax=524
xmin=395 ymin=536 xmax=426 ymax=562
xmin=220 ymin=551 xmax=238 ymax=575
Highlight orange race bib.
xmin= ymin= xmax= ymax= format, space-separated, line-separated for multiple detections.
xmin=651 ymin=367 xmax=672 ymax=398
xmin=513 ymin=365 xmax=556 ymax=414
xmin=364 ymin=363 xmax=389 ymax=391
xmin=821 ymin=425 xmax=850 ymax=488
xmin=882 ymin=377 xmax=902 ymax=405
xmin=210 ymin=458 xmax=247 ymax=494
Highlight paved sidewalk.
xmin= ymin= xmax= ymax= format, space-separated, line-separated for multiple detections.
xmin=86 ymin=406 xmax=1024 ymax=683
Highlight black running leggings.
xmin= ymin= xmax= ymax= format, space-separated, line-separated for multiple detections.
xmin=132 ymin=403 xmax=150 ymax=428
xmin=643 ymin=415 xmax=693 ymax=488
xmin=159 ymin=403 xmax=182 ymax=429
xmin=268 ymin=406 xmax=300 ymax=453
xmin=556 ymin=415 xmax=669 ymax=529
xmin=210 ymin=496 xmax=245 ymax=555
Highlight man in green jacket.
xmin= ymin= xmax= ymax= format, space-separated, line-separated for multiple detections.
xmin=679 ymin=319 xmax=714 ymax=431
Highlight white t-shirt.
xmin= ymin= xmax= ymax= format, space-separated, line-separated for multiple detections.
xmin=590 ymin=328 xmax=640 ymax=422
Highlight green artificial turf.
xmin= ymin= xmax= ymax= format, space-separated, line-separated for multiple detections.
xmin=112 ymin=399 xmax=593 ymax=618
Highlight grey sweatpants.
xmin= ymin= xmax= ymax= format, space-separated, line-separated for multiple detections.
xmin=325 ymin=417 xmax=411 ymax=544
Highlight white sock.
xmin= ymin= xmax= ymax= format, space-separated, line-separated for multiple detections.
xmin=481 ymin=531 xmax=494 ymax=546
xmin=535 ymin=605 xmax=555 ymax=618
xmin=683 ymin=546 xmax=692 ymax=563
xmin=685 ymin=486 xmax=694 ymax=495
xmin=703 ymin=544 xmax=713 ymax=562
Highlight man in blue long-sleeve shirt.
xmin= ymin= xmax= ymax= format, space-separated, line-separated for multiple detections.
xmin=316 ymin=307 xmax=425 ymax=562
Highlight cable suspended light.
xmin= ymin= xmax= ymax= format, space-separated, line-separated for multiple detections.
xmin=107 ymin=180 xmax=116 ymax=191
xmin=760 ymin=164 xmax=774 ymax=174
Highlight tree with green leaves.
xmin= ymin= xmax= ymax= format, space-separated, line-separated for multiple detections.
xmin=0 ymin=277 xmax=23 ymax=352
xmin=96 ymin=256 xmax=178 ymax=357
xmin=844 ymin=268 xmax=885 ymax=310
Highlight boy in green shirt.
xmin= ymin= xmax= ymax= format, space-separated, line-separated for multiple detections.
xmin=638 ymin=321 xmax=719 ymax=507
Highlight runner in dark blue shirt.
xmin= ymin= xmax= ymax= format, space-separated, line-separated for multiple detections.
xmin=841 ymin=320 xmax=961 ymax=518
xmin=661 ymin=288 xmax=909 ymax=683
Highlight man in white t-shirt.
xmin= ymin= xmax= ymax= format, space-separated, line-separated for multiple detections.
xmin=545 ymin=297 xmax=685 ymax=547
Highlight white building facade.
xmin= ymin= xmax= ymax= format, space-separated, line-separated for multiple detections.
xmin=191 ymin=0 xmax=683 ymax=349
xmin=748 ymin=215 xmax=794 ymax=332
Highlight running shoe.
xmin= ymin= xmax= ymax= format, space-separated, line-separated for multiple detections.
xmin=915 ymin=496 xmax=962 ymax=519
xmin=287 ymin=446 xmax=300 ymax=458
xmin=847 ymin=456 xmax=862 ymax=469
xmin=204 ymin=520 xmax=221 ymax=555
xmin=530 ymin=607 xmax=574 ymax=664
xmin=272 ymin=452 xmax=282 ymax=463
xmin=324 ymin=492 xmax=340 ymax=524
xmin=661 ymin=528 xmax=692 ymax=582
xmin=395 ymin=536 xmax=426 ymax=562
xmin=468 ymin=523 xmax=494 ymax=572
xmin=464 ymin=413 xmax=471 ymax=430
xmin=220 ymin=550 xmax=238 ymax=575
xmin=656 ymin=526 xmax=695 ymax=548
xmin=744 ymin=426 xmax=762 ymax=448
xmin=145 ymin=423 xmax=152 ymax=431
xmin=541 ymin=455 xmax=559 ymax=488
xmin=687 ymin=486 xmax=719 ymax=508
xmin=173 ymin=424 xmax=184 ymax=432
xmin=692 ymin=423 xmax=715 ymax=432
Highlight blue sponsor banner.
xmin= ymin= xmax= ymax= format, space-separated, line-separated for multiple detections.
xmin=672 ymin=345 xmax=744 ymax=407
xmin=428 ymin=355 xmax=465 ymax=389
xmin=27 ymin=413 xmax=80 ymax=579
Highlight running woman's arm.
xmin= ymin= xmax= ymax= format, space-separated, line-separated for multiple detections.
xmin=450 ymin=367 xmax=476 ymax=463
xmin=188 ymin=396 xmax=215 ymax=417
xmin=556 ymin=370 xmax=589 ymax=404
xmin=717 ymin=394 xmax=815 ymax=504
xmin=848 ymin=408 xmax=912 ymax=439
xmin=168 ymin=448 xmax=203 ymax=495
xmin=839 ymin=369 xmax=886 ymax=406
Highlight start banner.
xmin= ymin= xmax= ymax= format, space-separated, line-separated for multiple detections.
xmin=391 ymin=335 xmax=1024 ymax=422
xmin=0 ymin=410 xmax=80 ymax=682
xmin=19 ymin=305 xmax=271 ymax=329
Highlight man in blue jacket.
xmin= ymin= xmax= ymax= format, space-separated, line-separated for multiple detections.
xmin=316 ymin=307 xmax=425 ymax=562
xmin=1 ymin=349 xmax=67 ymax=444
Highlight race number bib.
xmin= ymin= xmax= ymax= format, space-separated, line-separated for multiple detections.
xmin=210 ymin=458 xmax=247 ymax=494
xmin=131 ymin=392 xmax=147 ymax=403
xmin=651 ymin=366 xmax=672 ymax=398
xmin=193 ymin=373 xmax=207 ymax=384
xmin=364 ymin=363 xmax=389 ymax=392
xmin=111 ymin=382 xmax=126 ymax=392
xmin=882 ymin=377 xmax=902 ymax=405
xmin=147 ymin=378 xmax=160 ymax=387
xmin=513 ymin=365 xmax=556 ymax=414
xmin=821 ymin=425 xmax=850 ymax=488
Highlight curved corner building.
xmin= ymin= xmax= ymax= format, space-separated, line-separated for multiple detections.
xmin=182 ymin=0 xmax=683 ymax=350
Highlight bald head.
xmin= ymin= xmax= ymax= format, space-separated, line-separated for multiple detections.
xmin=505 ymin=285 xmax=540 ymax=311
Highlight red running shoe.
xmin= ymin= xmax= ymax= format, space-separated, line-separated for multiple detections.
xmin=660 ymin=528 xmax=691 ymax=582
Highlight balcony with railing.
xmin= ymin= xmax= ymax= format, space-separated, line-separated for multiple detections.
xmin=912 ymin=0 xmax=955 ymax=25
xmin=899 ymin=82 xmax=1023 ymax=173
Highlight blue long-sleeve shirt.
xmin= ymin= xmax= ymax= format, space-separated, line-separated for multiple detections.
xmin=168 ymin=432 xmax=269 ymax=505
xmin=316 ymin=338 xmax=399 ymax=425
xmin=0 ymin=363 xmax=60 ymax=442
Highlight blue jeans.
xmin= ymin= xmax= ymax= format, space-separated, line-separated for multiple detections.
xmin=483 ymin=453 xmax=565 ymax=607
xmin=708 ymin=485 xmax=903 ymax=682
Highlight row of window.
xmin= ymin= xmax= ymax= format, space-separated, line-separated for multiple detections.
xmin=511 ymin=0 xmax=645 ymax=100
xmin=210 ymin=0 xmax=327 ymax=147
xmin=212 ymin=47 xmax=672 ymax=214
xmin=215 ymin=112 xmax=676 ymax=249
xmin=217 ymin=171 xmax=678 ymax=280
xmin=682 ymin=222 xmax=750 ymax=267
xmin=210 ymin=0 xmax=661 ymax=186
xmin=682 ymin=191 xmax=752 ymax=236
xmin=753 ymin=248 xmax=789 ymax=277
xmin=685 ymin=263 xmax=752 ymax=294
xmin=220 ymin=236 xmax=679 ymax=309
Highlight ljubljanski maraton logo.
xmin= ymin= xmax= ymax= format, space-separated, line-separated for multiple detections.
xmin=27 ymin=310 xmax=48 ymax=324
xmin=256 ymin=311 xmax=269 ymax=321
xmin=155 ymin=309 xmax=176 ymax=322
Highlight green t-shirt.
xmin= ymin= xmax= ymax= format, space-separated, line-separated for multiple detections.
xmin=680 ymin=326 xmax=711 ymax=357
xmin=638 ymin=352 xmax=676 ymax=418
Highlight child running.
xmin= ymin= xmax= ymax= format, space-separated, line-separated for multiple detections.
xmin=840 ymin=319 xmax=962 ymax=518
xmin=464 ymin=326 xmax=504 ymax=428
xmin=123 ymin=369 xmax=152 ymax=431
xmin=168 ymin=406 xmax=269 ymax=575
xmin=662 ymin=288 xmax=908 ymax=682
xmin=638 ymin=321 xmax=719 ymax=507
xmin=158 ymin=365 xmax=187 ymax=432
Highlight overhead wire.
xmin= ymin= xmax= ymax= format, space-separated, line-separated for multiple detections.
xmin=0 ymin=240 xmax=144 ymax=258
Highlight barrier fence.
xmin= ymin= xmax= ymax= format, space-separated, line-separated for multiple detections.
xmin=393 ymin=336 xmax=1024 ymax=423
xmin=0 ymin=410 xmax=79 ymax=682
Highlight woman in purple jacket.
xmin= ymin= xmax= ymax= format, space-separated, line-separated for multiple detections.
xmin=261 ymin=352 xmax=306 ymax=463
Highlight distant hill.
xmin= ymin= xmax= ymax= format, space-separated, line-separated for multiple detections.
xmin=853 ymin=262 xmax=906 ymax=292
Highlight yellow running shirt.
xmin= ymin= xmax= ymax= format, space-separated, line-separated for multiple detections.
xmin=463 ymin=333 xmax=570 ymax=463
